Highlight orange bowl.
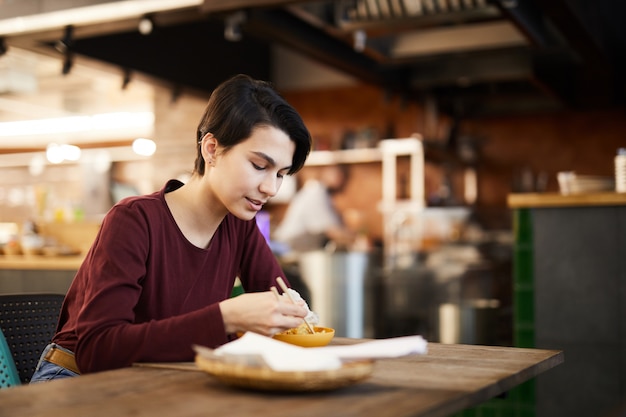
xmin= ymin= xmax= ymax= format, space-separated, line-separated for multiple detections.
xmin=273 ymin=326 xmax=335 ymax=347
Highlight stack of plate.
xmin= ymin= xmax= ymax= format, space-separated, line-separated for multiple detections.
xmin=557 ymin=172 xmax=614 ymax=194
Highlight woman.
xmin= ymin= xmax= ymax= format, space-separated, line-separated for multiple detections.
xmin=31 ymin=74 xmax=312 ymax=381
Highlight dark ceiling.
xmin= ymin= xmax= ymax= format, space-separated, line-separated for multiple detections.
xmin=4 ymin=0 xmax=626 ymax=118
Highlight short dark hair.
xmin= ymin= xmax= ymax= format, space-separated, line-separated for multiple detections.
xmin=194 ymin=74 xmax=311 ymax=175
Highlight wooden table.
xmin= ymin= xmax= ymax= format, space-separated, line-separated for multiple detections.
xmin=0 ymin=341 xmax=563 ymax=417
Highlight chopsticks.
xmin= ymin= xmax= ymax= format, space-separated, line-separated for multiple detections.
xmin=270 ymin=286 xmax=281 ymax=300
xmin=274 ymin=277 xmax=315 ymax=334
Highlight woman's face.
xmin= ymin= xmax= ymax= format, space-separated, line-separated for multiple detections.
xmin=205 ymin=126 xmax=295 ymax=221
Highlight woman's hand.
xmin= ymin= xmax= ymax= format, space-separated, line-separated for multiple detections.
xmin=219 ymin=291 xmax=308 ymax=336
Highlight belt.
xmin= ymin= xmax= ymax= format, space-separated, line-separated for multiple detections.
xmin=44 ymin=346 xmax=81 ymax=375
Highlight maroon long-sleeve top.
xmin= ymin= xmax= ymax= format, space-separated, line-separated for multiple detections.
xmin=53 ymin=180 xmax=285 ymax=373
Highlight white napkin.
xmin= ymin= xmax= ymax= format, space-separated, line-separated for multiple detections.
xmin=312 ymin=335 xmax=428 ymax=360
xmin=211 ymin=332 xmax=342 ymax=371
xmin=202 ymin=333 xmax=428 ymax=372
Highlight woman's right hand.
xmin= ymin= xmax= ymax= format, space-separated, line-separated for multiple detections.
xmin=219 ymin=291 xmax=308 ymax=337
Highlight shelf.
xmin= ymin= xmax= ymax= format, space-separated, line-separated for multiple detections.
xmin=0 ymin=255 xmax=84 ymax=270
xmin=305 ymin=148 xmax=383 ymax=166
xmin=508 ymin=192 xmax=626 ymax=208
xmin=306 ymin=137 xmax=427 ymax=166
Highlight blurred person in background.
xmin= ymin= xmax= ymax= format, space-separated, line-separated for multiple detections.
xmin=273 ymin=164 xmax=356 ymax=254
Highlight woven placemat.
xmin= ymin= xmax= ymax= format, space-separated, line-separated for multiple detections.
xmin=195 ymin=355 xmax=374 ymax=392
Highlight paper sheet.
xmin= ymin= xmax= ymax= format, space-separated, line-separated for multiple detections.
xmin=199 ymin=333 xmax=428 ymax=372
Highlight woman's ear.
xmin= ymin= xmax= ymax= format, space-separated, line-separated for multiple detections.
xmin=200 ymin=133 xmax=218 ymax=166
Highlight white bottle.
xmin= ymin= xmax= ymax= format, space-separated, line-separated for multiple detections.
xmin=615 ymin=148 xmax=626 ymax=193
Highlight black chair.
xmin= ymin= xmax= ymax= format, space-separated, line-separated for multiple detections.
xmin=0 ymin=293 xmax=65 ymax=383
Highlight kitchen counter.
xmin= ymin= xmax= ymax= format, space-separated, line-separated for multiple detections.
xmin=0 ymin=254 xmax=84 ymax=295
xmin=508 ymin=191 xmax=626 ymax=208
xmin=0 ymin=221 xmax=97 ymax=294
xmin=508 ymin=194 xmax=626 ymax=417
xmin=0 ymin=255 xmax=84 ymax=271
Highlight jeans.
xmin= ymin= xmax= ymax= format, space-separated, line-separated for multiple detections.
xmin=29 ymin=343 xmax=79 ymax=383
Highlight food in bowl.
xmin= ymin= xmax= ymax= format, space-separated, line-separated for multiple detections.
xmin=270 ymin=286 xmax=331 ymax=346
xmin=273 ymin=326 xmax=335 ymax=347
xmin=279 ymin=322 xmax=315 ymax=335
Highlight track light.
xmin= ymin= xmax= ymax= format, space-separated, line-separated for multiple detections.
xmin=122 ymin=68 xmax=132 ymax=90
xmin=353 ymin=30 xmax=366 ymax=52
xmin=56 ymin=25 xmax=74 ymax=75
xmin=62 ymin=51 xmax=73 ymax=75
xmin=0 ymin=38 xmax=7 ymax=56
xmin=55 ymin=25 xmax=74 ymax=54
xmin=171 ymin=85 xmax=182 ymax=103
xmin=138 ymin=15 xmax=154 ymax=35
xmin=224 ymin=11 xmax=246 ymax=42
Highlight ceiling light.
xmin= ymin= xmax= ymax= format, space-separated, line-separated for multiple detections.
xmin=0 ymin=0 xmax=203 ymax=36
xmin=46 ymin=143 xmax=81 ymax=164
xmin=0 ymin=111 xmax=154 ymax=137
xmin=93 ymin=150 xmax=112 ymax=173
xmin=61 ymin=144 xmax=82 ymax=161
xmin=132 ymin=138 xmax=156 ymax=156
xmin=28 ymin=154 xmax=45 ymax=176
xmin=46 ymin=143 xmax=65 ymax=164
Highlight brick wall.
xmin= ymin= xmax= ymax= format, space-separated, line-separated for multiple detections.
xmin=281 ymin=85 xmax=626 ymax=234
